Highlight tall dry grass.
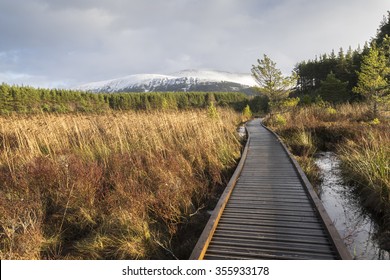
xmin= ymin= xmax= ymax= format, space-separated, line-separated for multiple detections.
xmin=339 ymin=131 xmax=390 ymax=215
xmin=0 ymin=109 xmax=242 ymax=259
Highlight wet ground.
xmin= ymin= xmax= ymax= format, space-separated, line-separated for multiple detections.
xmin=237 ymin=125 xmax=246 ymax=139
xmin=315 ymin=152 xmax=389 ymax=260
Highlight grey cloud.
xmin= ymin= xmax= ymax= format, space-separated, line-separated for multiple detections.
xmin=0 ymin=0 xmax=389 ymax=87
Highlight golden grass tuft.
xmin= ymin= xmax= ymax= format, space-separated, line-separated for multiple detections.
xmin=339 ymin=131 xmax=390 ymax=214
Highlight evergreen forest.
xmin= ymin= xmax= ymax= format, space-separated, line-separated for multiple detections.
xmin=294 ymin=11 xmax=390 ymax=106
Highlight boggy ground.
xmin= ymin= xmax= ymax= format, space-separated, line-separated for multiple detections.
xmin=0 ymin=109 xmax=245 ymax=259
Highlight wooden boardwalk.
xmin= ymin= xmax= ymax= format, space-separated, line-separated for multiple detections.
xmin=190 ymin=119 xmax=351 ymax=260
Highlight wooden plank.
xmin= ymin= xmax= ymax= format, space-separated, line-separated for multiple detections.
xmin=213 ymin=231 xmax=332 ymax=246
xmin=204 ymin=252 xmax=296 ymax=260
xmin=205 ymin=246 xmax=335 ymax=260
xmin=225 ymin=204 xmax=316 ymax=212
xmin=226 ymin=201 xmax=315 ymax=209
xmin=230 ymin=193 xmax=308 ymax=198
xmin=218 ymin=218 xmax=324 ymax=230
xmin=228 ymin=197 xmax=313 ymax=203
xmin=222 ymin=208 xmax=318 ymax=218
xmin=210 ymin=239 xmax=336 ymax=255
xmin=216 ymin=223 xmax=328 ymax=237
xmin=221 ymin=212 xmax=320 ymax=223
xmin=232 ymin=188 xmax=307 ymax=193
xmin=213 ymin=229 xmax=330 ymax=242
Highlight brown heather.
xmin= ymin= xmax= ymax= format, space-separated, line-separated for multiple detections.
xmin=0 ymin=109 xmax=243 ymax=259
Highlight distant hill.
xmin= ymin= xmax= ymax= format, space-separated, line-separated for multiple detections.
xmin=74 ymin=69 xmax=258 ymax=94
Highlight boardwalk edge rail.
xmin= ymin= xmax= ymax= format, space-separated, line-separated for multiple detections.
xmin=261 ymin=120 xmax=352 ymax=260
xmin=189 ymin=127 xmax=251 ymax=260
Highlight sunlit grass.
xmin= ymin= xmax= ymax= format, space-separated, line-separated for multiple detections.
xmin=340 ymin=131 xmax=390 ymax=213
xmin=0 ymin=109 xmax=242 ymax=259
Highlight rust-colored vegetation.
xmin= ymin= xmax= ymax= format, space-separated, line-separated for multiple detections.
xmin=0 ymin=109 xmax=243 ymax=259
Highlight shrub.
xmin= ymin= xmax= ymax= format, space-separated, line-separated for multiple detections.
xmin=208 ymin=102 xmax=219 ymax=119
xmin=370 ymin=118 xmax=380 ymax=125
xmin=274 ymin=113 xmax=287 ymax=127
xmin=325 ymin=107 xmax=337 ymax=115
xmin=242 ymin=105 xmax=252 ymax=120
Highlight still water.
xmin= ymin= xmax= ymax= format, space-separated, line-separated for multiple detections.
xmin=237 ymin=125 xmax=246 ymax=139
xmin=315 ymin=152 xmax=389 ymax=260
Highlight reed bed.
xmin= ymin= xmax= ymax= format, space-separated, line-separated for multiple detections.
xmin=339 ymin=131 xmax=390 ymax=215
xmin=0 ymin=109 xmax=242 ymax=259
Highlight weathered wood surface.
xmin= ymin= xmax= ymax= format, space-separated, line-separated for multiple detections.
xmin=190 ymin=119 xmax=351 ymax=260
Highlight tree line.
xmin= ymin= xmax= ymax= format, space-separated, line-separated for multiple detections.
xmin=294 ymin=45 xmax=365 ymax=103
xmin=0 ymin=84 xmax=252 ymax=114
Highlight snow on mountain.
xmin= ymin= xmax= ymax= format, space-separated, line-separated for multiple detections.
xmin=75 ymin=74 xmax=176 ymax=92
xmin=172 ymin=69 xmax=257 ymax=87
xmin=74 ymin=70 xmax=257 ymax=93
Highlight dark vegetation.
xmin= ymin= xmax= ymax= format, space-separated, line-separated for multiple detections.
xmin=294 ymin=45 xmax=363 ymax=103
xmin=0 ymin=85 xmax=253 ymax=114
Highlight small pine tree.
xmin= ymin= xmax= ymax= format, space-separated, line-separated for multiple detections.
xmin=242 ymin=105 xmax=252 ymax=120
xmin=251 ymin=54 xmax=297 ymax=112
xmin=353 ymin=45 xmax=390 ymax=117
xmin=316 ymin=72 xmax=349 ymax=104
xmin=208 ymin=102 xmax=219 ymax=119
xmin=161 ymin=97 xmax=168 ymax=110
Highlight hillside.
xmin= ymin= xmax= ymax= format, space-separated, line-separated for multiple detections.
xmin=74 ymin=69 xmax=257 ymax=94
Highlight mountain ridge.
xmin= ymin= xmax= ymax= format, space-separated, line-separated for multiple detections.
xmin=74 ymin=69 xmax=257 ymax=94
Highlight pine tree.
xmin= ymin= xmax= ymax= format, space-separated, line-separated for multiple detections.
xmin=242 ymin=104 xmax=252 ymax=120
xmin=338 ymin=47 xmax=345 ymax=61
xmin=161 ymin=97 xmax=168 ymax=110
xmin=346 ymin=46 xmax=353 ymax=61
xmin=208 ymin=102 xmax=219 ymax=119
xmin=353 ymin=45 xmax=390 ymax=117
xmin=316 ymin=72 xmax=349 ymax=103
xmin=375 ymin=11 xmax=390 ymax=46
xmin=330 ymin=49 xmax=336 ymax=60
xmin=251 ymin=54 xmax=297 ymax=106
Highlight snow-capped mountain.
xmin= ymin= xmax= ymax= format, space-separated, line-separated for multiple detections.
xmin=74 ymin=70 xmax=257 ymax=94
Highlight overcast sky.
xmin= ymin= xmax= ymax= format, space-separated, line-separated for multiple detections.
xmin=0 ymin=0 xmax=389 ymax=88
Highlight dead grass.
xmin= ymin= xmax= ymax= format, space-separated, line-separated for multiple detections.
xmin=0 ymin=109 xmax=242 ymax=259
xmin=339 ymin=130 xmax=390 ymax=216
